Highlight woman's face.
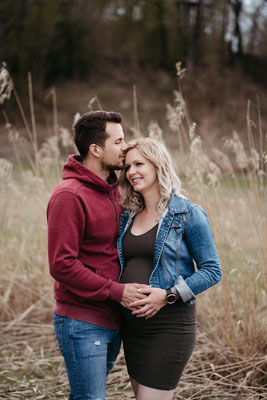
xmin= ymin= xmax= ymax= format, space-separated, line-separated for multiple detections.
xmin=125 ymin=148 xmax=158 ymax=195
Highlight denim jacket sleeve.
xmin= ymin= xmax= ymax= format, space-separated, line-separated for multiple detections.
xmin=178 ymin=205 xmax=222 ymax=301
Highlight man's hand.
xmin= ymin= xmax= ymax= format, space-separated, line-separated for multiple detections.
xmin=120 ymin=283 xmax=149 ymax=310
xmin=130 ymin=287 xmax=166 ymax=319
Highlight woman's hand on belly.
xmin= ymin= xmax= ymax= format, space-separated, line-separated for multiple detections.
xmin=120 ymin=283 xmax=149 ymax=310
xmin=130 ymin=287 xmax=166 ymax=319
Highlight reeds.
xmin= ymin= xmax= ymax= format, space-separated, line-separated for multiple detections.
xmin=0 ymin=63 xmax=266 ymax=399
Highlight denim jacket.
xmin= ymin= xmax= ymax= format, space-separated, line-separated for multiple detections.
xmin=117 ymin=192 xmax=222 ymax=305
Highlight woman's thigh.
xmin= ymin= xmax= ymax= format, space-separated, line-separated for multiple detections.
xmin=135 ymin=381 xmax=175 ymax=400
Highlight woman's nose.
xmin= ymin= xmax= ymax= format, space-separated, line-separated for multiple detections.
xmin=127 ymin=166 xmax=135 ymax=176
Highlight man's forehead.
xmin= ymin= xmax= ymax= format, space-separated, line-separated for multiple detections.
xmin=105 ymin=122 xmax=124 ymax=138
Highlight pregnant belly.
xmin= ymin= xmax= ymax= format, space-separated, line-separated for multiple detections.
xmin=119 ymin=257 xmax=152 ymax=285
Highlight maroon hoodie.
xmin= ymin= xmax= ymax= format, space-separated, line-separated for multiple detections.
xmin=47 ymin=155 xmax=125 ymax=329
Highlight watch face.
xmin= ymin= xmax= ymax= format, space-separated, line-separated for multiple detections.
xmin=167 ymin=293 xmax=176 ymax=304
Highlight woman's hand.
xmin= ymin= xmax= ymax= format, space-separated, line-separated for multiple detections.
xmin=120 ymin=283 xmax=149 ymax=310
xmin=129 ymin=287 xmax=166 ymax=319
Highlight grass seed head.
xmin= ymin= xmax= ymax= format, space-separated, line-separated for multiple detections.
xmin=212 ymin=148 xmax=234 ymax=176
xmin=224 ymin=131 xmax=249 ymax=170
xmin=248 ymin=148 xmax=260 ymax=172
xmin=176 ymin=61 xmax=187 ymax=80
xmin=0 ymin=62 xmax=13 ymax=104
xmin=0 ymin=158 xmax=13 ymax=182
xmin=59 ymin=127 xmax=74 ymax=148
xmin=147 ymin=120 xmax=164 ymax=143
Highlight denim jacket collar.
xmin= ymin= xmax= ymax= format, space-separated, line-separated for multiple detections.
xmin=119 ymin=192 xmax=188 ymax=240
xmin=168 ymin=192 xmax=188 ymax=215
xmin=157 ymin=193 xmax=187 ymax=230
xmin=121 ymin=192 xmax=187 ymax=218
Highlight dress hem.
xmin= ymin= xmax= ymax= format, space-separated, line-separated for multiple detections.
xmin=128 ymin=372 xmax=178 ymax=391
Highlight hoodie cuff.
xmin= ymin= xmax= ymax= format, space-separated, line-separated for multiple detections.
xmin=109 ymin=281 xmax=125 ymax=303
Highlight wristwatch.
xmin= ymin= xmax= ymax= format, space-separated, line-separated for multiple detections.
xmin=166 ymin=288 xmax=177 ymax=304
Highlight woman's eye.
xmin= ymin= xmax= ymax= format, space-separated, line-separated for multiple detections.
xmin=125 ymin=166 xmax=130 ymax=172
xmin=136 ymin=162 xmax=143 ymax=166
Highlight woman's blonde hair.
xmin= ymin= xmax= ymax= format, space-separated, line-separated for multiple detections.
xmin=119 ymin=137 xmax=182 ymax=213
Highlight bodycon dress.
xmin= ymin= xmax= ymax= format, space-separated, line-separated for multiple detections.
xmin=120 ymin=222 xmax=196 ymax=390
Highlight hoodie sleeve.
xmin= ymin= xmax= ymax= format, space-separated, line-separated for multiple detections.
xmin=47 ymin=191 xmax=124 ymax=303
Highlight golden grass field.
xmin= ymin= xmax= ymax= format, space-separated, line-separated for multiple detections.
xmin=0 ymin=63 xmax=266 ymax=399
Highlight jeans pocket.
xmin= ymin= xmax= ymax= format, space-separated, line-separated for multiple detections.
xmin=53 ymin=317 xmax=63 ymax=353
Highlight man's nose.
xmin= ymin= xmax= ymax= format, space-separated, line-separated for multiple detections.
xmin=121 ymin=140 xmax=127 ymax=150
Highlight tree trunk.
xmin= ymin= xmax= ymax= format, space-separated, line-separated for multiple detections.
xmin=155 ymin=0 xmax=169 ymax=69
xmin=230 ymin=0 xmax=243 ymax=56
xmin=192 ymin=0 xmax=204 ymax=66
xmin=220 ymin=0 xmax=229 ymax=62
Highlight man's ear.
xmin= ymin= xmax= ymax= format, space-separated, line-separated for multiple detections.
xmin=88 ymin=144 xmax=103 ymax=158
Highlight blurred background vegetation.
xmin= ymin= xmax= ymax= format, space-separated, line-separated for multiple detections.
xmin=0 ymin=2 xmax=266 ymax=398
xmin=1 ymin=0 xmax=267 ymax=151
xmin=1 ymin=0 xmax=267 ymax=84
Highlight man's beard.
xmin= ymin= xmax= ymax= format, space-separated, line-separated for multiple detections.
xmin=101 ymin=161 xmax=124 ymax=171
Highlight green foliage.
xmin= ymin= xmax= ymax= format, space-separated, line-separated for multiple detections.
xmin=1 ymin=0 xmax=267 ymax=88
xmin=0 ymin=0 xmax=95 ymax=87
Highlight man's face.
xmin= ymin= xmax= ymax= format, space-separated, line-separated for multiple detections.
xmin=100 ymin=122 xmax=127 ymax=170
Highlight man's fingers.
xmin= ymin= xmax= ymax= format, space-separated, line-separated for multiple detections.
xmin=135 ymin=283 xmax=150 ymax=289
xmin=137 ymin=287 xmax=152 ymax=294
xmin=137 ymin=293 xmax=148 ymax=299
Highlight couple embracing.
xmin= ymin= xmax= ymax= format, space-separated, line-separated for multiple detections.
xmin=47 ymin=110 xmax=222 ymax=400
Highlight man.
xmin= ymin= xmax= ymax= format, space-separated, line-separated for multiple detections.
xmin=47 ymin=110 xmax=146 ymax=400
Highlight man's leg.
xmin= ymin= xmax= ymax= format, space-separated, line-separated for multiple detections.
xmin=53 ymin=314 xmax=120 ymax=400
xmin=106 ymin=329 xmax=121 ymax=375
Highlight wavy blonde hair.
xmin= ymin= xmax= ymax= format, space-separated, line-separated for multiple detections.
xmin=119 ymin=137 xmax=182 ymax=213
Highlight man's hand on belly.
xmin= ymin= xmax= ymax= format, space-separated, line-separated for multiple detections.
xmin=130 ymin=287 xmax=167 ymax=319
xmin=120 ymin=283 xmax=149 ymax=310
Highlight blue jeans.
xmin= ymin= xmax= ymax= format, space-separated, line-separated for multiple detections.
xmin=53 ymin=314 xmax=121 ymax=400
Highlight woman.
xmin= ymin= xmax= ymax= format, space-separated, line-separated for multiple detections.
xmin=117 ymin=138 xmax=222 ymax=400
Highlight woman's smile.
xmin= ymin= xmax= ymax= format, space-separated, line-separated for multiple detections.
xmin=125 ymin=148 xmax=158 ymax=194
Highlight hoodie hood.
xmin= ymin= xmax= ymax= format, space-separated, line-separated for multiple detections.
xmin=62 ymin=154 xmax=119 ymax=192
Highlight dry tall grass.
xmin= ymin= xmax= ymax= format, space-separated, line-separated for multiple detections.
xmin=0 ymin=63 xmax=266 ymax=399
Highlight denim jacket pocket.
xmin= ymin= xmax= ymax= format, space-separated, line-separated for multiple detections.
xmin=165 ymin=220 xmax=182 ymax=243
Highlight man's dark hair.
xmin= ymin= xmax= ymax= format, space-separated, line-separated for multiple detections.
xmin=73 ymin=110 xmax=123 ymax=159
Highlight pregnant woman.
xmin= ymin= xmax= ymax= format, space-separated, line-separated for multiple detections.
xmin=117 ymin=138 xmax=222 ymax=400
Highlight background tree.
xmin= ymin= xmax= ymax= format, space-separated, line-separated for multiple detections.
xmin=1 ymin=0 xmax=267 ymax=87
